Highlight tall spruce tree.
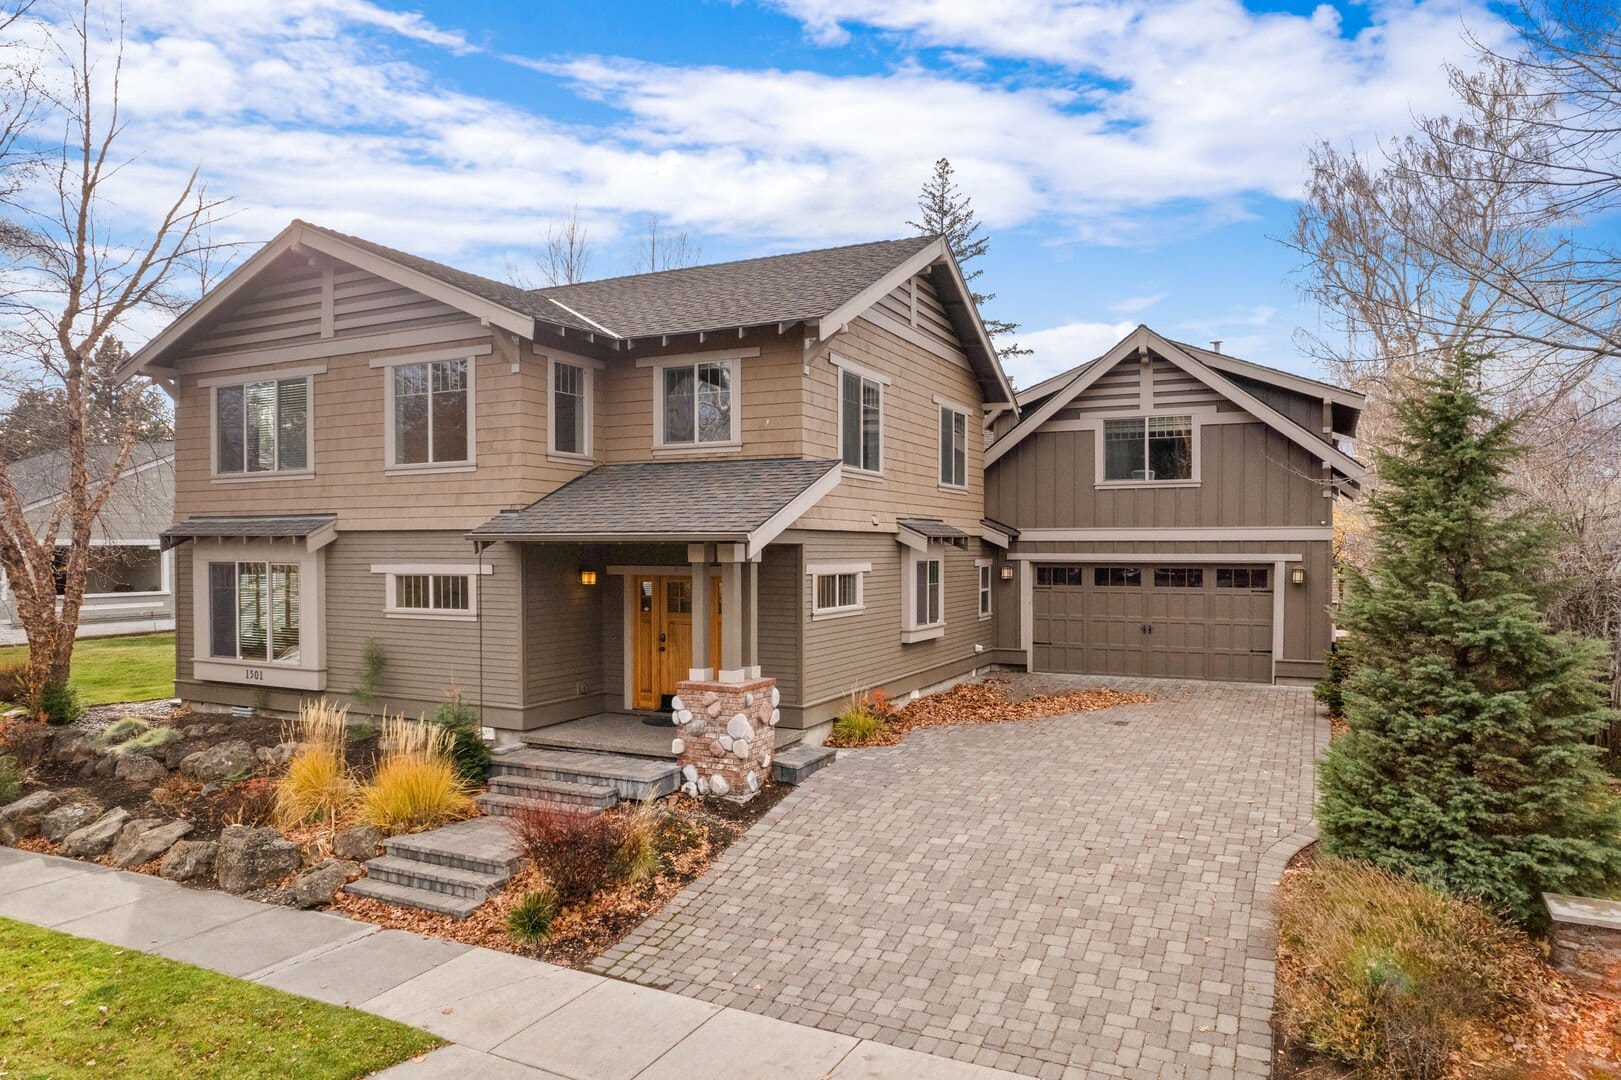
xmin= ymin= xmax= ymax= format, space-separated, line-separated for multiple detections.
xmin=1318 ymin=349 xmax=1621 ymax=922
xmin=908 ymin=157 xmax=1028 ymax=359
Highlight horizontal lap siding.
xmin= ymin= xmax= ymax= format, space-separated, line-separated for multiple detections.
xmin=757 ymin=544 xmax=802 ymax=708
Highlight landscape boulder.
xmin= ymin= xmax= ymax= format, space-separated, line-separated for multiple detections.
xmin=216 ymin=824 xmax=301 ymax=893
xmin=114 ymin=754 xmax=168 ymax=784
xmin=287 ymin=859 xmax=361 ymax=909
xmin=39 ymin=803 xmax=99 ymax=842
xmin=180 ymin=739 xmax=256 ymax=783
xmin=332 ymin=823 xmax=382 ymax=861
xmin=110 ymin=818 xmax=193 ymax=868
xmin=159 ymin=839 xmax=217 ymax=883
xmin=0 ymin=790 xmax=61 ymax=842
xmin=60 ymin=807 xmax=132 ymax=858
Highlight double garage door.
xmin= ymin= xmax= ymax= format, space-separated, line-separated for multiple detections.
xmin=1032 ymin=563 xmax=1274 ymax=683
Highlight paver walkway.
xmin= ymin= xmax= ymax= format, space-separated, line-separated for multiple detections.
xmin=596 ymin=676 xmax=1327 ymax=1080
xmin=0 ymin=846 xmax=1022 ymax=1079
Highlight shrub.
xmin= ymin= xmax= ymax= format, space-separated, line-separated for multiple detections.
xmin=0 ymin=660 xmax=26 ymax=704
xmin=0 ymin=719 xmax=50 ymax=766
xmin=506 ymin=804 xmax=631 ymax=905
xmin=831 ymin=690 xmax=887 ymax=745
xmin=506 ymin=887 xmax=560 ymax=945
xmin=429 ymin=690 xmax=490 ymax=785
xmin=353 ymin=638 xmax=387 ymax=706
xmin=0 ymin=753 xmax=21 ymax=802
xmin=1314 ymin=642 xmax=1350 ymax=718
xmin=1276 ymin=858 xmax=1547 ymax=1080
xmin=40 ymin=681 xmax=83 ymax=726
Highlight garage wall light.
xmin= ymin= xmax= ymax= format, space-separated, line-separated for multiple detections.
xmin=1289 ymin=566 xmax=1306 ymax=586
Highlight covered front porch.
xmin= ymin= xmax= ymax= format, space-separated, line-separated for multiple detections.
xmin=516 ymin=708 xmax=805 ymax=759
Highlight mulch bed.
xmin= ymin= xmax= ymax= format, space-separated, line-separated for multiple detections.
xmin=825 ymin=677 xmax=1153 ymax=748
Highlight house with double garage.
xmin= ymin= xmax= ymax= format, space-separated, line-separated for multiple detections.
xmin=120 ymin=221 xmax=1017 ymax=743
xmin=982 ymin=325 xmax=1364 ymax=685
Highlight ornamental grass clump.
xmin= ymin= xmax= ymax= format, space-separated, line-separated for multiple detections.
xmin=1276 ymin=857 xmax=1548 ymax=1080
xmin=359 ymin=714 xmax=473 ymax=834
xmin=274 ymin=698 xmax=356 ymax=829
xmin=829 ymin=689 xmax=889 ymax=746
xmin=506 ymin=886 xmax=561 ymax=945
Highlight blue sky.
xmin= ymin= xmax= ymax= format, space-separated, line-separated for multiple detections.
xmin=31 ymin=0 xmax=1513 ymax=386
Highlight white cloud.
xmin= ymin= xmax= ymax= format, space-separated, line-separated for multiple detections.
xmin=1108 ymin=292 xmax=1167 ymax=315
xmin=1008 ymin=319 xmax=1138 ymax=386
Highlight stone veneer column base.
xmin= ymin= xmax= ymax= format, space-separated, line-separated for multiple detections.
xmin=668 ymin=677 xmax=779 ymax=802
xmin=1545 ymin=893 xmax=1621 ymax=999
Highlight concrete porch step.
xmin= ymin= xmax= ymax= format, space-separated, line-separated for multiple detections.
xmin=382 ymin=816 xmax=524 ymax=878
xmin=343 ymin=877 xmax=484 ymax=919
xmin=772 ymin=743 xmax=837 ymax=785
xmin=475 ymin=791 xmax=607 ymax=819
xmin=363 ymin=855 xmax=507 ymax=900
xmin=488 ymin=774 xmax=619 ymax=809
xmin=491 ymin=749 xmax=681 ymax=801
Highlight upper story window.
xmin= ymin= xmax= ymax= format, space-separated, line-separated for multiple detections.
xmin=939 ymin=405 xmax=968 ymax=488
xmin=840 ymin=370 xmax=883 ymax=472
xmin=215 ymin=377 xmax=309 ymax=475
xmin=1103 ymin=415 xmax=1193 ymax=482
xmin=659 ymin=360 xmax=734 ymax=446
xmin=392 ymin=358 xmax=470 ymax=467
xmin=552 ymin=360 xmax=590 ymax=456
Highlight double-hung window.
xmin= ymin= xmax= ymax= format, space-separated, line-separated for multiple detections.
xmin=659 ymin=360 xmax=734 ymax=445
xmin=901 ymin=547 xmax=944 ymax=642
xmin=552 ymin=360 xmax=590 ymax=456
xmin=914 ymin=557 xmax=941 ymax=625
xmin=1103 ymin=415 xmax=1193 ymax=482
xmin=840 ymin=370 xmax=882 ymax=472
xmin=392 ymin=358 xmax=470 ymax=467
xmin=939 ymin=406 xmax=968 ymax=488
xmin=208 ymin=561 xmax=301 ymax=663
xmin=977 ymin=561 xmax=993 ymax=619
xmin=215 ymin=377 xmax=309 ymax=475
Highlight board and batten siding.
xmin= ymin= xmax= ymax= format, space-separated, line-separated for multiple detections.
xmin=520 ymin=543 xmax=607 ymax=728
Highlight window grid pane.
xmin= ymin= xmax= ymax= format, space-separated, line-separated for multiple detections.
xmin=216 ymin=386 xmax=245 ymax=473
xmin=664 ymin=366 xmax=696 ymax=444
xmin=394 ymin=363 xmax=430 ymax=465
xmin=696 ymin=362 xmax=731 ymax=443
xmin=209 ymin=562 xmax=237 ymax=658
xmin=1104 ymin=418 xmax=1146 ymax=481
xmin=927 ymin=559 xmax=941 ymax=625
xmin=271 ymin=563 xmax=300 ymax=662
xmin=276 ymin=379 xmax=308 ymax=471
xmin=244 ymin=381 xmax=277 ymax=473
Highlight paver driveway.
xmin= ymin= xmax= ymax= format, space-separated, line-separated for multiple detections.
xmin=596 ymin=675 xmax=1327 ymax=1080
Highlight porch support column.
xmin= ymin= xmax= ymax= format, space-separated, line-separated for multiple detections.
xmin=718 ymin=544 xmax=747 ymax=683
xmin=742 ymin=556 xmax=760 ymax=679
xmin=687 ymin=543 xmax=714 ymax=681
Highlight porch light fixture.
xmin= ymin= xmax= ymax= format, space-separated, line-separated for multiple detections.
xmin=999 ymin=564 xmax=1015 ymax=582
xmin=1289 ymin=566 xmax=1306 ymax=587
xmin=579 ymin=568 xmax=599 ymax=587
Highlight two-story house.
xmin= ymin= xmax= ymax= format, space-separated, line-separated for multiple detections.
xmin=119 ymin=222 xmax=1017 ymax=741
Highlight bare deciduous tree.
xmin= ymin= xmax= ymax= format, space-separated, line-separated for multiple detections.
xmin=630 ymin=212 xmax=700 ymax=274
xmin=0 ymin=3 xmax=224 ymax=710
xmin=508 ymin=203 xmax=594 ymax=288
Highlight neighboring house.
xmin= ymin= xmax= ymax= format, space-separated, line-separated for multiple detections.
xmin=119 ymin=221 xmax=1015 ymax=739
xmin=0 ymin=441 xmax=176 ymax=639
xmin=983 ymin=326 xmax=1364 ymax=684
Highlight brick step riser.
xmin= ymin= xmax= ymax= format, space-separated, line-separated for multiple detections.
xmin=364 ymin=867 xmax=495 ymax=900
xmin=343 ymin=879 xmax=483 ymax=919
xmin=489 ymin=764 xmax=675 ymax=801
xmin=476 ymin=794 xmax=605 ymax=819
xmin=382 ymin=843 xmax=517 ymax=878
xmin=488 ymin=780 xmax=618 ymax=808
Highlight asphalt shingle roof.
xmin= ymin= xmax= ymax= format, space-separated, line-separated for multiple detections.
xmin=469 ymin=458 xmax=840 ymax=541
xmin=897 ymin=518 xmax=971 ymax=541
xmin=163 ymin=513 xmax=336 ymax=548
xmin=8 ymin=440 xmax=172 ymax=507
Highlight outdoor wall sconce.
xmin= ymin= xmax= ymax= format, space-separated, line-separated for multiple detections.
xmin=1290 ymin=566 xmax=1306 ymax=586
xmin=1000 ymin=564 xmax=1015 ymax=582
xmin=579 ymin=568 xmax=599 ymax=587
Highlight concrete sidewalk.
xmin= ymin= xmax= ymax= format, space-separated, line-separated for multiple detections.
xmin=0 ymin=846 xmax=1022 ymax=1079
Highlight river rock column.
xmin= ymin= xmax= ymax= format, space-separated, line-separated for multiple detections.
xmin=669 ymin=676 xmax=778 ymax=802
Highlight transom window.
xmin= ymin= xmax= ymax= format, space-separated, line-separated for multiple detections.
xmin=1154 ymin=567 xmax=1205 ymax=588
xmin=840 ymin=371 xmax=883 ymax=472
xmin=1103 ymin=415 xmax=1193 ymax=482
xmin=1036 ymin=565 xmax=1086 ymax=587
xmin=552 ymin=361 xmax=589 ymax=456
xmin=215 ymin=377 xmax=309 ymax=474
xmin=939 ymin=406 xmax=968 ymax=487
xmin=814 ymin=572 xmax=860 ymax=614
xmin=395 ymin=574 xmax=470 ymax=613
xmin=1094 ymin=566 xmax=1142 ymax=587
xmin=660 ymin=360 xmax=733 ymax=445
xmin=1216 ymin=567 xmax=1270 ymax=589
xmin=392 ymin=358 xmax=469 ymax=466
xmin=209 ymin=561 xmax=300 ymax=663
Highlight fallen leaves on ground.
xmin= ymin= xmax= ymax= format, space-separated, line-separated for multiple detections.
xmin=826 ymin=678 xmax=1153 ymax=748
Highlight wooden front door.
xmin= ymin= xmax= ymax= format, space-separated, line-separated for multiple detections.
xmin=631 ymin=575 xmax=723 ymax=710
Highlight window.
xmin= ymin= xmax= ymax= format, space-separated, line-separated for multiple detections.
xmin=394 ymin=574 xmax=470 ymax=613
xmin=1154 ymin=567 xmax=1205 ymax=588
xmin=392 ymin=358 xmax=469 ymax=466
xmin=977 ymin=562 xmax=992 ymax=618
xmin=1216 ymin=567 xmax=1269 ymax=589
xmin=914 ymin=558 xmax=941 ymax=625
xmin=660 ymin=360 xmax=733 ymax=445
xmin=1036 ymin=565 xmax=1086 ymax=587
xmin=816 ymin=572 xmax=859 ymax=612
xmin=1093 ymin=566 xmax=1142 ymax=587
xmin=208 ymin=561 xmax=301 ymax=663
xmin=552 ymin=360 xmax=589 ymax=456
xmin=215 ymin=377 xmax=309 ymax=474
xmin=939 ymin=406 xmax=968 ymax=488
xmin=1103 ymin=415 xmax=1193 ymax=482
xmin=840 ymin=370 xmax=883 ymax=472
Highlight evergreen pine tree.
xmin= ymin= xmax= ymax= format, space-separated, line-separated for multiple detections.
xmin=908 ymin=157 xmax=1028 ymax=359
xmin=1318 ymin=349 xmax=1621 ymax=922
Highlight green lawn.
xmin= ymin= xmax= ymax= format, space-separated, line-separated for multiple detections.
xmin=0 ymin=632 xmax=175 ymax=705
xmin=0 ymin=917 xmax=440 ymax=1079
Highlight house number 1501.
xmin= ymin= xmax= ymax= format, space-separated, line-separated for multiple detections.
xmin=243 ymin=669 xmax=264 ymax=681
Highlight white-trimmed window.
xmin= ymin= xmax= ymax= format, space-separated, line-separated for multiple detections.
xmin=371 ymin=562 xmax=491 ymax=620
xmin=213 ymin=376 xmax=311 ymax=476
xmin=807 ymin=561 xmax=869 ymax=619
xmin=939 ymin=405 xmax=968 ymax=488
xmin=207 ymin=560 xmax=302 ymax=663
xmin=1103 ymin=415 xmax=1194 ymax=482
xmin=901 ymin=547 xmax=944 ymax=643
xmin=840 ymin=368 xmax=883 ymax=473
xmin=390 ymin=358 xmax=471 ymax=467
xmin=658 ymin=359 xmax=735 ymax=446
xmin=976 ymin=559 xmax=992 ymax=619
xmin=551 ymin=359 xmax=591 ymax=457
xmin=192 ymin=539 xmax=325 ymax=691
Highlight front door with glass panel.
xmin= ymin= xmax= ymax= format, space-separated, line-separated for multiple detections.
xmin=631 ymin=575 xmax=722 ymax=710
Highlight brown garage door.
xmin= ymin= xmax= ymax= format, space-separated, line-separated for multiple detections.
xmin=1032 ymin=564 xmax=1274 ymax=683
